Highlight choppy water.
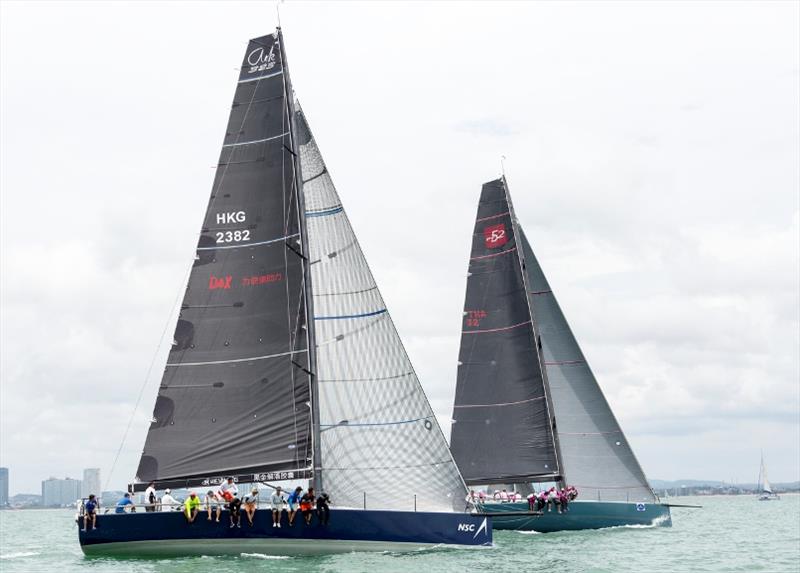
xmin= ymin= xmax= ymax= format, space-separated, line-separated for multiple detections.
xmin=1 ymin=495 xmax=798 ymax=572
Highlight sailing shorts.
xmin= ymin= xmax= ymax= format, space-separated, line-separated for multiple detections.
xmin=288 ymin=501 xmax=297 ymax=511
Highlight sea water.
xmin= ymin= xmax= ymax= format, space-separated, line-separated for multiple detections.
xmin=1 ymin=495 xmax=798 ymax=573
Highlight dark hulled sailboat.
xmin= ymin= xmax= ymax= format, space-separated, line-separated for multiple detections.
xmin=77 ymin=29 xmax=491 ymax=557
xmin=450 ymin=178 xmax=671 ymax=531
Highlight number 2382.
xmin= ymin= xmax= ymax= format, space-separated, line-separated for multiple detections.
xmin=215 ymin=229 xmax=250 ymax=243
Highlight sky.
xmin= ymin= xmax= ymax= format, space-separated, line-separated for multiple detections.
xmin=1 ymin=0 xmax=798 ymax=495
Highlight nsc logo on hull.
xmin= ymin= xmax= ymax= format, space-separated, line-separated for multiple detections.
xmin=457 ymin=517 xmax=489 ymax=539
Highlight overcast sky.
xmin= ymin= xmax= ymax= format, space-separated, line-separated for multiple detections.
xmin=1 ymin=1 xmax=798 ymax=495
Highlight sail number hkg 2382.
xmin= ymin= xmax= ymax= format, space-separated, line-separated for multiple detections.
xmin=215 ymin=211 xmax=251 ymax=244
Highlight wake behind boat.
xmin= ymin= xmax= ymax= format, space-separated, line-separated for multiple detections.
xmin=78 ymin=28 xmax=491 ymax=557
xmin=450 ymin=178 xmax=671 ymax=532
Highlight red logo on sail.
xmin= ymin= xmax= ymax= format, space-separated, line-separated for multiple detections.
xmin=208 ymin=274 xmax=232 ymax=290
xmin=484 ymin=224 xmax=508 ymax=249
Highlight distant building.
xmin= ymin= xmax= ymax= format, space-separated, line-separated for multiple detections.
xmin=0 ymin=468 xmax=8 ymax=506
xmin=41 ymin=477 xmax=82 ymax=507
xmin=9 ymin=493 xmax=41 ymax=508
xmin=82 ymin=468 xmax=101 ymax=498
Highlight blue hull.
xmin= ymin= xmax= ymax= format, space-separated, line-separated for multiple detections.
xmin=484 ymin=500 xmax=671 ymax=532
xmin=78 ymin=508 xmax=492 ymax=557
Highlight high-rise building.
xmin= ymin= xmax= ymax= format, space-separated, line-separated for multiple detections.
xmin=0 ymin=468 xmax=8 ymax=506
xmin=82 ymin=468 xmax=101 ymax=498
xmin=41 ymin=477 xmax=82 ymax=507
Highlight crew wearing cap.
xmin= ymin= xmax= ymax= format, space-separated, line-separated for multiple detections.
xmin=184 ymin=491 xmax=201 ymax=523
xmin=160 ymin=489 xmax=180 ymax=511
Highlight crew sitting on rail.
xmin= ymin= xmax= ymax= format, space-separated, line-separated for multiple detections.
xmin=205 ymin=489 xmax=221 ymax=522
xmin=82 ymin=494 xmax=98 ymax=531
xmin=228 ymin=495 xmax=242 ymax=528
xmin=184 ymin=491 xmax=201 ymax=523
xmin=270 ymin=487 xmax=285 ymax=528
xmin=243 ymin=488 xmax=259 ymax=526
xmin=300 ymin=487 xmax=316 ymax=525
xmin=287 ymin=486 xmax=303 ymax=526
xmin=115 ymin=492 xmax=135 ymax=514
xmin=316 ymin=492 xmax=331 ymax=525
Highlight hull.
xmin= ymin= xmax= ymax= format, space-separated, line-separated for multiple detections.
xmin=78 ymin=508 xmax=492 ymax=557
xmin=482 ymin=500 xmax=671 ymax=532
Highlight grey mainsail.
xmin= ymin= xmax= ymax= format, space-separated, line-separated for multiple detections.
xmin=519 ymin=226 xmax=656 ymax=503
xmin=136 ymin=31 xmax=314 ymax=489
xmin=450 ymin=179 xmax=561 ymax=486
xmin=297 ymin=108 xmax=467 ymax=511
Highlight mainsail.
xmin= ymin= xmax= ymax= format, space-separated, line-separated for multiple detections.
xmin=520 ymin=229 xmax=656 ymax=503
xmin=134 ymin=29 xmax=467 ymax=510
xmin=450 ymin=179 xmax=561 ymax=486
xmin=136 ymin=31 xmax=313 ymax=489
xmin=296 ymin=108 xmax=467 ymax=511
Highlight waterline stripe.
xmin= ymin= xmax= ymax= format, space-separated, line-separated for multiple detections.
xmin=314 ymin=309 xmax=387 ymax=321
xmin=197 ymin=233 xmax=299 ymax=251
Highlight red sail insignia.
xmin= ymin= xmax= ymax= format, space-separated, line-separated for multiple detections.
xmin=484 ymin=224 xmax=508 ymax=249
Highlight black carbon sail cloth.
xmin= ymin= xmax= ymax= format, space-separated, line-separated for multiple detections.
xmin=136 ymin=32 xmax=312 ymax=486
xmin=519 ymin=229 xmax=656 ymax=502
xmin=450 ymin=179 xmax=560 ymax=485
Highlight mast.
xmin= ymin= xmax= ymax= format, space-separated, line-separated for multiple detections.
xmin=277 ymin=28 xmax=322 ymax=492
xmin=502 ymin=176 xmax=564 ymax=484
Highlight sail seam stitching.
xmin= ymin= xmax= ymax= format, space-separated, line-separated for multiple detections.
xmin=470 ymin=247 xmax=517 ymax=261
xmin=197 ymin=232 xmax=299 ymax=251
xmin=238 ymin=69 xmax=284 ymax=83
xmin=454 ymin=395 xmax=545 ymax=408
xmin=475 ymin=211 xmax=510 ymax=222
xmin=166 ymin=349 xmax=306 ymax=367
xmin=462 ymin=320 xmax=531 ymax=334
xmin=221 ymin=131 xmax=289 ymax=148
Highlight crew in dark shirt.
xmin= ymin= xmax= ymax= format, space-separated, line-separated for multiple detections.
xmin=228 ymin=495 xmax=242 ymax=528
xmin=82 ymin=494 xmax=98 ymax=531
xmin=316 ymin=492 xmax=331 ymax=525
xmin=300 ymin=487 xmax=316 ymax=525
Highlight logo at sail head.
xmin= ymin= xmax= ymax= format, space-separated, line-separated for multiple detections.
xmin=246 ymin=44 xmax=277 ymax=74
xmin=484 ymin=223 xmax=508 ymax=249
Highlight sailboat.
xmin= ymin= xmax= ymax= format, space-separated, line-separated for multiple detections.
xmin=450 ymin=177 xmax=672 ymax=531
xmin=757 ymin=452 xmax=780 ymax=501
xmin=77 ymin=29 xmax=491 ymax=557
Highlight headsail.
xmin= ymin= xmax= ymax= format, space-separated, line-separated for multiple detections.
xmin=759 ymin=452 xmax=773 ymax=494
xmin=297 ymin=108 xmax=467 ymax=511
xmin=450 ymin=179 xmax=561 ymax=486
xmin=520 ymin=228 xmax=656 ymax=503
xmin=135 ymin=31 xmax=313 ymax=490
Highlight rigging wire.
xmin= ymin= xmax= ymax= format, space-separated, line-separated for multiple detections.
xmin=104 ymin=262 xmax=193 ymax=491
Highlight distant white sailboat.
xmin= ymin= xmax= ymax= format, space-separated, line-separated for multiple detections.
xmin=757 ymin=452 xmax=780 ymax=501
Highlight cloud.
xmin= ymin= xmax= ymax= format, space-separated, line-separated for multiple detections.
xmin=1 ymin=1 xmax=798 ymax=494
